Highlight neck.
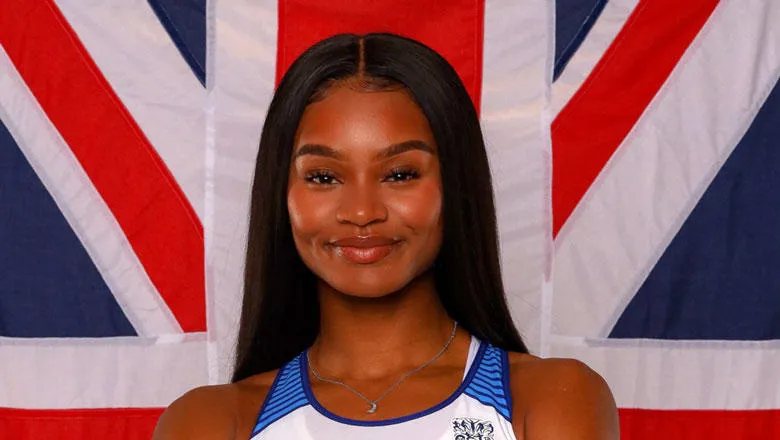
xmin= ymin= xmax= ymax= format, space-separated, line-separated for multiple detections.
xmin=311 ymin=271 xmax=457 ymax=380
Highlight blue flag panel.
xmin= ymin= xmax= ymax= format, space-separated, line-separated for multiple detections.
xmin=0 ymin=120 xmax=136 ymax=337
xmin=147 ymin=0 xmax=207 ymax=86
xmin=611 ymin=78 xmax=780 ymax=340
xmin=554 ymin=0 xmax=607 ymax=80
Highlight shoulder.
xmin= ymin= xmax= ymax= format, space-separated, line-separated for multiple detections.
xmin=152 ymin=370 xmax=279 ymax=440
xmin=505 ymin=352 xmax=619 ymax=440
xmin=505 ymin=352 xmax=611 ymax=399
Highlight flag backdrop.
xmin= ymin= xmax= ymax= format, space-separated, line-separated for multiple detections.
xmin=1 ymin=0 xmax=778 ymax=438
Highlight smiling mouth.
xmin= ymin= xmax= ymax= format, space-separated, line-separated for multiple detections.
xmin=332 ymin=243 xmax=399 ymax=264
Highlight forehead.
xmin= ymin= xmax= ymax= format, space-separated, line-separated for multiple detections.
xmin=294 ymin=85 xmax=435 ymax=152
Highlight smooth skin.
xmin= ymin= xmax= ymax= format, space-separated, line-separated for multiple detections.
xmin=153 ymin=82 xmax=619 ymax=440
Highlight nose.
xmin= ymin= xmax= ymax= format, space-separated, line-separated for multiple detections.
xmin=335 ymin=180 xmax=388 ymax=226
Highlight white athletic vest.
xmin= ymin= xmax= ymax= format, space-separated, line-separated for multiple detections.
xmin=249 ymin=337 xmax=518 ymax=440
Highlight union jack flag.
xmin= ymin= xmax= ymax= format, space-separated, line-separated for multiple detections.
xmin=1 ymin=0 xmax=778 ymax=438
xmin=1 ymin=0 xmax=208 ymax=437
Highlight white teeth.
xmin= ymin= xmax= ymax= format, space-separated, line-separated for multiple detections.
xmin=334 ymin=246 xmax=344 ymax=257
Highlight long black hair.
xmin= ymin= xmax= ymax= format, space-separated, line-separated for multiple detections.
xmin=232 ymin=33 xmax=528 ymax=383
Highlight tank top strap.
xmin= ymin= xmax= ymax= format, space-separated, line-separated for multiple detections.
xmin=462 ymin=341 xmax=513 ymax=421
xmin=461 ymin=335 xmax=481 ymax=380
xmin=250 ymin=353 xmax=309 ymax=437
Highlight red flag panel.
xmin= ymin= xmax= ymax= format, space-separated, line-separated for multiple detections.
xmin=551 ymin=0 xmax=719 ymax=235
xmin=619 ymin=408 xmax=780 ymax=440
xmin=0 ymin=407 xmax=163 ymax=440
xmin=276 ymin=0 xmax=485 ymax=111
xmin=0 ymin=0 xmax=206 ymax=332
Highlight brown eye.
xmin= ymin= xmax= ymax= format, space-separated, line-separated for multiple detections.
xmin=304 ymin=170 xmax=339 ymax=185
xmin=384 ymin=168 xmax=421 ymax=182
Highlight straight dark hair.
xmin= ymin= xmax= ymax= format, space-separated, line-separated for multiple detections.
xmin=232 ymin=33 xmax=528 ymax=383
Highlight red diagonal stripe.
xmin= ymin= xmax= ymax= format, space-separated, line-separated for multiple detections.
xmin=0 ymin=0 xmax=205 ymax=332
xmin=277 ymin=0 xmax=485 ymax=111
xmin=551 ymin=0 xmax=720 ymax=236
xmin=619 ymin=409 xmax=780 ymax=440
xmin=0 ymin=407 xmax=162 ymax=439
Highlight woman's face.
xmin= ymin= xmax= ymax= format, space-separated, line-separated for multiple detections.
xmin=287 ymin=83 xmax=443 ymax=298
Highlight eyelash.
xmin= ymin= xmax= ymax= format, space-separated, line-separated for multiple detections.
xmin=304 ymin=167 xmax=421 ymax=185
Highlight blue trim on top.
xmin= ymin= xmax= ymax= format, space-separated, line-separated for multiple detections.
xmin=249 ymin=363 xmax=284 ymax=436
xmin=251 ymin=354 xmax=310 ymax=436
xmin=464 ymin=345 xmax=512 ymax=421
xmin=301 ymin=341 xmax=488 ymax=427
xmin=501 ymin=349 xmax=513 ymax=419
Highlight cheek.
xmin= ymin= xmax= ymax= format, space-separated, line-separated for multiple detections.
xmin=287 ymin=184 xmax=332 ymax=241
xmin=389 ymin=180 xmax=443 ymax=235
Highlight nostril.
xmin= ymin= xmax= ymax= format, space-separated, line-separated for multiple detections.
xmin=335 ymin=198 xmax=389 ymax=226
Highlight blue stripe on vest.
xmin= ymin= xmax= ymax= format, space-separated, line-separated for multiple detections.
xmin=464 ymin=344 xmax=512 ymax=421
xmin=251 ymin=354 xmax=310 ymax=436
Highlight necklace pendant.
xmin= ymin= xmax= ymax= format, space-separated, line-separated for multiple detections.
xmin=367 ymin=402 xmax=377 ymax=414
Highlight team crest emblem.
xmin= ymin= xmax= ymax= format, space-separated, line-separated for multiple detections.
xmin=452 ymin=417 xmax=495 ymax=440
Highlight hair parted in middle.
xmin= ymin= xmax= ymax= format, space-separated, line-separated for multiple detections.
xmin=232 ymin=32 xmax=528 ymax=383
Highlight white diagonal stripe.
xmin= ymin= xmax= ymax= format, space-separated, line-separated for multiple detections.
xmin=0 ymin=46 xmax=182 ymax=337
xmin=551 ymin=0 xmax=640 ymax=117
xmin=54 ymin=0 xmax=206 ymax=220
xmin=552 ymin=0 xmax=780 ymax=337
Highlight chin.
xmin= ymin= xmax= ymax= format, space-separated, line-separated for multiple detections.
xmin=331 ymin=279 xmax=406 ymax=298
xmin=322 ymin=272 xmax=410 ymax=299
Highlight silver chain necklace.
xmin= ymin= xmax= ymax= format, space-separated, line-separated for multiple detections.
xmin=307 ymin=321 xmax=458 ymax=414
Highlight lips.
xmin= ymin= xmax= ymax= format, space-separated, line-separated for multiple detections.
xmin=329 ymin=236 xmax=400 ymax=264
xmin=331 ymin=236 xmax=398 ymax=248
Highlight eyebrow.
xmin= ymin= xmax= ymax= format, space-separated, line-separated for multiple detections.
xmin=293 ymin=140 xmax=435 ymax=161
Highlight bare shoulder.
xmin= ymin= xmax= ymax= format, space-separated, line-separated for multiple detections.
xmin=506 ymin=352 xmax=619 ymax=440
xmin=152 ymin=370 xmax=279 ymax=440
xmin=506 ymin=352 xmax=612 ymax=399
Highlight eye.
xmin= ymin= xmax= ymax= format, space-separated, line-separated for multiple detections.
xmin=304 ymin=170 xmax=339 ymax=185
xmin=384 ymin=167 xmax=421 ymax=183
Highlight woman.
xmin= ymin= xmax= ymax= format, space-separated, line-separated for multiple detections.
xmin=154 ymin=33 xmax=619 ymax=440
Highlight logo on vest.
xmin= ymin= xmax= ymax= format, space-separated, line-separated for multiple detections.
xmin=452 ymin=417 xmax=495 ymax=440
